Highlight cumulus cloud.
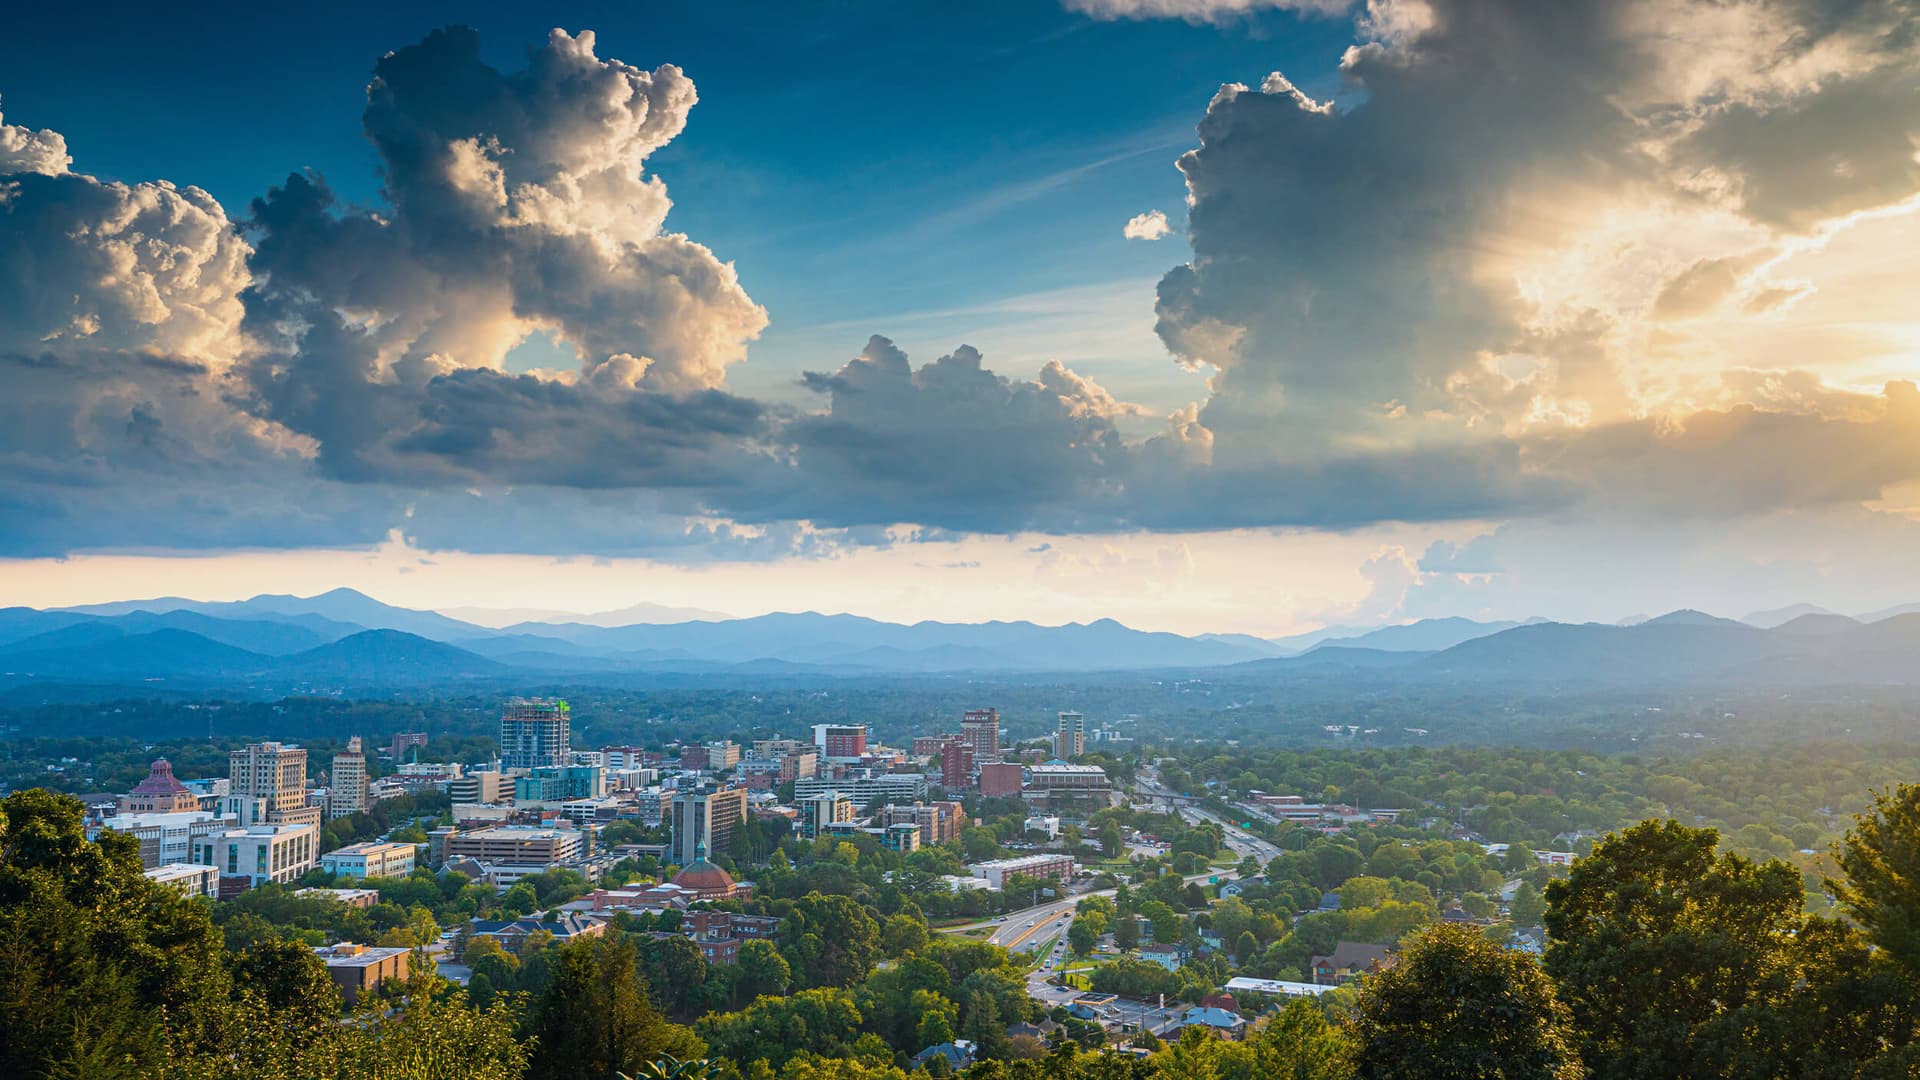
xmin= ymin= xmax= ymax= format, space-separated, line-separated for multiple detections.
xmin=1123 ymin=210 xmax=1173 ymax=240
xmin=0 ymin=101 xmax=70 ymax=176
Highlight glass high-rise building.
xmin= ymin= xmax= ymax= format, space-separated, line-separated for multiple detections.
xmin=500 ymin=699 xmax=572 ymax=769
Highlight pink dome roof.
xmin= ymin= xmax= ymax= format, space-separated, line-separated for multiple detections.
xmin=130 ymin=758 xmax=191 ymax=796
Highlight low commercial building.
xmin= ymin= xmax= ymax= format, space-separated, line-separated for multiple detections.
xmin=298 ymin=886 xmax=381 ymax=909
xmin=444 ymin=826 xmax=587 ymax=865
xmin=92 ymin=810 xmax=234 ymax=869
xmin=145 ymin=862 xmax=219 ymax=899
xmin=1021 ymin=763 xmax=1112 ymax=816
xmin=321 ymin=840 xmax=417 ymax=880
xmin=792 ymin=772 xmax=926 ymax=807
xmin=196 ymin=822 xmax=321 ymax=888
xmin=969 ymin=853 xmax=1075 ymax=890
xmin=314 ymin=943 xmax=410 ymax=1005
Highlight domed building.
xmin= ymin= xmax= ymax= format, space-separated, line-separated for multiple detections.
xmin=670 ymin=844 xmax=752 ymax=902
xmin=119 ymin=758 xmax=202 ymax=814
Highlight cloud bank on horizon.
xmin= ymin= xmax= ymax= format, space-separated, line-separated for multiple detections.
xmin=4 ymin=2 xmax=1920 ymax=613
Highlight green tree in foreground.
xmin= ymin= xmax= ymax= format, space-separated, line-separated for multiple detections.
xmin=1544 ymin=819 xmax=1808 ymax=1079
xmin=1348 ymin=923 xmax=1580 ymax=1080
xmin=523 ymin=934 xmax=705 ymax=1080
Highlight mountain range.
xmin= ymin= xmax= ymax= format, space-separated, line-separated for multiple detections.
xmin=4 ymin=590 xmax=1920 ymax=690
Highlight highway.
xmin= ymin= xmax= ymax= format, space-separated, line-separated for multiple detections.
xmin=939 ymin=767 xmax=1284 ymax=1029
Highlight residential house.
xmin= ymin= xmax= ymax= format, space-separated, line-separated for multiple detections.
xmin=1180 ymin=1006 xmax=1249 ymax=1040
xmin=1310 ymin=941 xmax=1394 ymax=986
xmin=909 ymin=1041 xmax=977 ymax=1072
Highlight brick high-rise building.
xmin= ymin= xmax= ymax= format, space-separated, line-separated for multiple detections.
xmin=500 ymin=699 xmax=571 ymax=769
xmin=670 ymin=785 xmax=748 ymax=866
xmin=938 ymin=738 xmax=973 ymax=789
xmin=961 ymin=709 xmax=1001 ymax=763
xmin=328 ymin=737 xmax=369 ymax=820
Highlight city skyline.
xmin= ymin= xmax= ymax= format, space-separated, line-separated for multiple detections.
xmin=6 ymin=0 xmax=1920 ymax=636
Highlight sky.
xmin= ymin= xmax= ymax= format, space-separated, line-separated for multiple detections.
xmin=2 ymin=0 xmax=1919 ymax=635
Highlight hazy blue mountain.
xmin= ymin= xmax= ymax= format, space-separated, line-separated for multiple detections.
xmin=439 ymin=601 xmax=733 ymax=627
xmin=0 ymin=608 xmax=95 ymax=647
xmin=0 ymin=628 xmax=268 ymax=679
xmin=278 ymin=629 xmax=502 ymax=680
xmin=1742 ymin=603 xmax=1838 ymax=628
xmin=0 ymin=608 xmax=345 ymax=655
xmin=1771 ymin=612 xmax=1861 ymax=635
xmin=1641 ymin=609 xmax=1749 ymax=629
xmin=505 ymin=612 xmax=1273 ymax=670
xmin=1418 ymin=619 xmax=1778 ymax=682
xmin=1311 ymin=617 xmax=1530 ymax=653
xmin=1856 ymin=602 xmax=1920 ymax=624
xmin=0 ymin=621 xmax=132 ymax=654
xmin=1266 ymin=623 xmax=1376 ymax=655
xmin=58 ymin=588 xmax=476 ymax=641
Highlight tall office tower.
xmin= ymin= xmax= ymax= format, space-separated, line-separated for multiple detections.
xmin=227 ymin=741 xmax=317 ymax=825
xmin=812 ymin=723 xmax=869 ymax=762
xmin=328 ymin=737 xmax=369 ymax=820
xmin=670 ymin=785 xmax=748 ymax=866
xmin=1054 ymin=711 xmax=1086 ymax=760
xmin=961 ymin=709 xmax=1001 ymax=763
xmin=500 ymin=699 xmax=572 ymax=769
